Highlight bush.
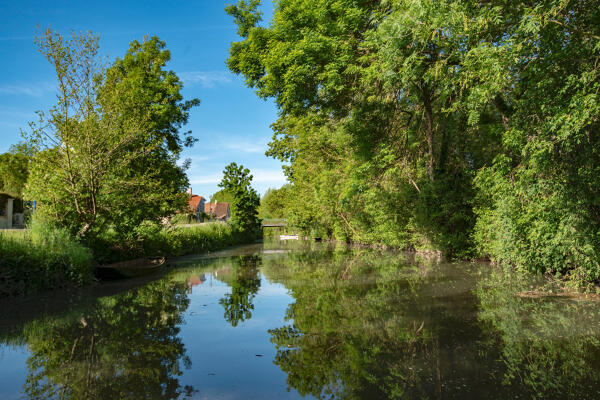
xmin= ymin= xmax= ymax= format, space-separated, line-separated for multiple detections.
xmin=0 ymin=216 xmax=260 ymax=296
xmin=90 ymin=221 xmax=259 ymax=263
xmin=473 ymin=162 xmax=600 ymax=285
xmin=0 ymin=218 xmax=94 ymax=297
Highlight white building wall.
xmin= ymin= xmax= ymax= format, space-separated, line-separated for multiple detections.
xmin=0 ymin=199 xmax=13 ymax=229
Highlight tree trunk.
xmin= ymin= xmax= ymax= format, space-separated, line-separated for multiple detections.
xmin=423 ymin=93 xmax=435 ymax=182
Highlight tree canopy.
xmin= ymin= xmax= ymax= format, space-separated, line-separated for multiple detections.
xmin=0 ymin=143 xmax=33 ymax=198
xmin=218 ymin=162 xmax=261 ymax=233
xmin=227 ymin=0 xmax=600 ymax=281
xmin=25 ymin=30 xmax=199 ymax=241
xmin=259 ymin=185 xmax=290 ymax=219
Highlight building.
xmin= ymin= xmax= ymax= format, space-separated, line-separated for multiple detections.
xmin=0 ymin=193 xmax=25 ymax=229
xmin=187 ymin=192 xmax=206 ymax=222
xmin=204 ymin=201 xmax=230 ymax=221
xmin=0 ymin=195 xmax=14 ymax=229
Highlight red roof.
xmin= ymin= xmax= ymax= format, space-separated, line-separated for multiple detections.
xmin=188 ymin=195 xmax=205 ymax=212
xmin=204 ymin=202 xmax=230 ymax=219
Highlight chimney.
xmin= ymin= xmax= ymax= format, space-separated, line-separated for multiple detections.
xmin=186 ymin=187 xmax=193 ymax=196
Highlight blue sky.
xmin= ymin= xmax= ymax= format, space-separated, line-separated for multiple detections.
xmin=0 ymin=0 xmax=285 ymax=197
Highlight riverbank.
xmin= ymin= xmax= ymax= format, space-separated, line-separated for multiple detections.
xmin=0 ymin=221 xmax=94 ymax=297
xmin=284 ymin=229 xmax=600 ymax=292
xmin=0 ymin=221 xmax=259 ymax=297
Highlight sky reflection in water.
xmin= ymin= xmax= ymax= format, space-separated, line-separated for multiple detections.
xmin=2 ymin=239 xmax=600 ymax=399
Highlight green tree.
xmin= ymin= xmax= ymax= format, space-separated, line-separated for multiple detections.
xmin=0 ymin=142 xmax=33 ymax=197
xmin=471 ymin=0 xmax=600 ymax=282
xmin=209 ymin=188 xmax=234 ymax=205
xmin=25 ymin=29 xmax=199 ymax=241
xmin=258 ymin=185 xmax=290 ymax=219
xmin=225 ymin=0 xmax=504 ymax=255
xmin=226 ymin=0 xmax=600 ymax=281
xmin=218 ymin=162 xmax=261 ymax=233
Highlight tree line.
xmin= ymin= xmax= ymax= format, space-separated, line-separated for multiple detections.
xmin=227 ymin=0 xmax=600 ymax=283
xmin=0 ymin=29 xmax=261 ymax=275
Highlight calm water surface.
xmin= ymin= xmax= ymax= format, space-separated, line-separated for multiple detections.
xmin=2 ymin=239 xmax=600 ymax=399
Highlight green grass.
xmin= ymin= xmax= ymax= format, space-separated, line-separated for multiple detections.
xmin=89 ymin=221 xmax=260 ymax=263
xmin=0 ymin=220 xmax=94 ymax=297
xmin=144 ymin=222 xmax=257 ymax=257
xmin=1 ymin=219 xmax=260 ymax=297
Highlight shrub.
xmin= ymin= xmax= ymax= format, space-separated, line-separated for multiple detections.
xmin=90 ymin=221 xmax=259 ymax=263
xmin=0 ymin=218 xmax=94 ymax=297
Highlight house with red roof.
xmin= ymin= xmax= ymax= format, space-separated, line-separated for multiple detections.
xmin=204 ymin=201 xmax=230 ymax=221
xmin=187 ymin=191 xmax=206 ymax=221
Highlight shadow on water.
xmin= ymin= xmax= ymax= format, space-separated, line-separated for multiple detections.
xmin=2 ymin=239 xmax=600 ymax=399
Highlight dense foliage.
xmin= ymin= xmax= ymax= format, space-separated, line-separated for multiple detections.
xmin=226 ymin=0 xmax=600 ymax=281
xmin=0 ymin=217 xmax=253 ymax=295
xmin=259 ymin=185 xmax=291 ymax=219
xmin=209 ymin=188 xmax=235 ymax=204
xmin=25 ymin=29 xmax=199 ymax=242
xmin=218 ymin=162 xmax=261 ymax=234
xmin=90 ymin=221 xmax=257 ymax=263
xmin=0 ymin=143 xmax=33 ymax=198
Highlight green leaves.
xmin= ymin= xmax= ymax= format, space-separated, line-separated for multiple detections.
xmin=227 ymin=0 xmax=600 ymax=278
xmin=0 ymin=143 xmax=32 ymax=198
xmin=218 ymin=162 xmax=261 ymax=234
xmin=25 ymin=30 xmax=199 ymax=241
xmin=225 ymin=0 xmax=263 ymax=38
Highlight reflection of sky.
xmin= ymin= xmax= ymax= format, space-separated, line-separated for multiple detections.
xmin=0 ymin=346 xmax=29 ymax=400
xmin=181 ymin=274 xmax=306 ymax=399
xmin=0 ymin=270 xmax=306 ymax=400
xmin=0 ymin=1 xmax=285 ymax=196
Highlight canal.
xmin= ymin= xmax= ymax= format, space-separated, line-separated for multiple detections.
xmin=1 ymin=238 xmax=600 ymax=399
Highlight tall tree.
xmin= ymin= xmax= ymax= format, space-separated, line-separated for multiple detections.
xmin=25 ymin=30 xmax=199 ymax=240
xmin=226 ymin=0 xmax=600 ymax=279
xmin=472 ymin=0 xmax=600 ymax=281
xmin=226 ymin=0 xmax=504 ymax=255
xmin=218 ymin=162 xmax=261 ymax=234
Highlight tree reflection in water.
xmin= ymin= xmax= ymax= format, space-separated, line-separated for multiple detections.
xmin=262 ymin=248 xmax=600 ymax=400
xmin=262 ymin=250 xmax=447 ymax=400
xmin=17 ymin=279 xmax=195 ymax=400
xmin=5 ymin=246 xmax=600 ymax=400
xmin=476 ymin=266 xmax=600 ymax=400
xmin=218 ymin=255 xmax=262 ymax=327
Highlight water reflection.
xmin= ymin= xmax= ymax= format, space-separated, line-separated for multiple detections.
xmin=217 ymin=255 xmax=262 ymax=327
xmin=2 ymin=242 xmax=600 ymax=399
xmin=5 ymin=280 xmax=195 ymax=399
xmin=262 ymin=250 xmax=461 ymax=399
xmin=477 ymin=267 xmax=600 ymax=399
xmin=262 ymin=247 xmax=600 ymax=399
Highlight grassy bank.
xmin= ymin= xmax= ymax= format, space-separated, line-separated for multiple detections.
xmin=1 ymin=221 xmax=260 ymax=297
xmin=90 ymin=222 xmax=259 ymax=263
xmin=0 ymin=221 xmax=94 ymax=297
